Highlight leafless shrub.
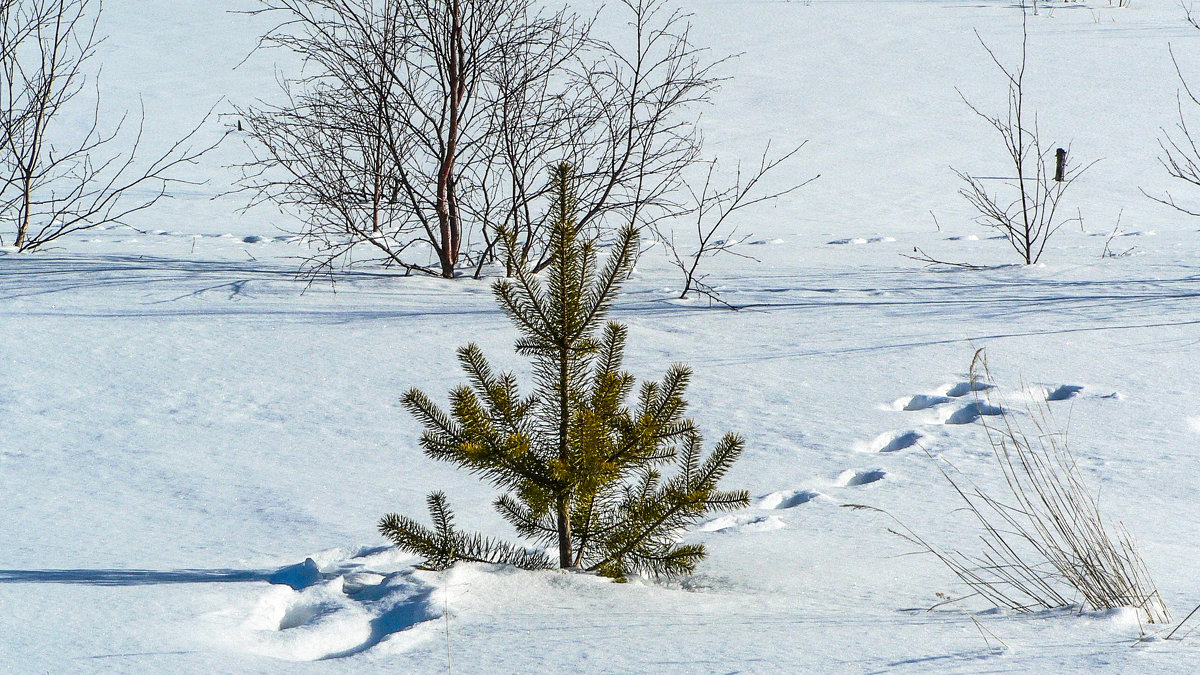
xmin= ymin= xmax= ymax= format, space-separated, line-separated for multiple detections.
xmin=235 ymin=0 xmax=587 ymax=278
xmin=954 ymin=11 xmax=1091 ymax=265
xmin=1100 ymin=210 xmax=1136 ymax=258
xmin=0 ymin=0 xmax=219 ymax=251
xmin=851 ymin=351 xmax=1168 ymax=625
xmin=236 ymin=0 xmax=729 ymax=281
xmin=1144 ymin=29 xmax=1200 ymax=217
xmin=649 ymin=143 xmax=814 ymax=306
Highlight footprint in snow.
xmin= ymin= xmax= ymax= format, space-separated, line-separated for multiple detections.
xmin=944 ymin=380 xmax=995 ymax=397
xmin=834 ymin=469 xmax=887 ymax=487
xmin=756 ymin=489 xmax=823 ymax=509
xmin=944 ymin=401 xmax=1004 ymax=425
xmin=1046 ymin=384 xmax=1084 ymax=401
xmin=857 ymin=429 xmax=924 ymax=454
xmin=892 ymin=393 xmax=953 ymax=411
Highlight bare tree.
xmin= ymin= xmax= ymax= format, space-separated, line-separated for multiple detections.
xmin=237 ymin=0 xmax=732 ymax=281
xmin=954 ymin=12 xmax=1090 ymax=265
xmin=0 ymin=0 xmax=219 ymax=251
xmin=237 ymin=0 xmax=587 ymax=278
xmin=651 ymin=143 xmax=813 ymax=306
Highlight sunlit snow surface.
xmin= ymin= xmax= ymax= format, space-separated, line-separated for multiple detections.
xmin=3 ymin=0 xmax=1200 ymax=671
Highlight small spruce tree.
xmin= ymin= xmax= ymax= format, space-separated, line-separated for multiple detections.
xmin=380 ymin=163 xmax=748 ymax=579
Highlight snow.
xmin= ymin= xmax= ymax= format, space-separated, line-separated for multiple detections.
xmin=4 ymin=0 xmax=1200 ymax=671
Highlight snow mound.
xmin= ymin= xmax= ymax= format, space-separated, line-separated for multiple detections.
xmin=211 ymin=548 xmax=442 ymax=661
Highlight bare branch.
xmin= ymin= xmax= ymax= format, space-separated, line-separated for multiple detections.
xmin=650 ymin=142 xmax=815 ymax=305
xmin=0 ymin=0 xmax=222 ymax=252
xmin=1146 ymin=41 xmax=1200 ymax=216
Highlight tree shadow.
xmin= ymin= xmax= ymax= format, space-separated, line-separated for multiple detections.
xmin=0 ymin=568 xmax=275 ymax=586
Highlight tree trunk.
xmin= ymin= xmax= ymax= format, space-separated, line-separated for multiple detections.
xmin=15 ymin=177 xmax=31 ymax=249
xmin=436 ymin=207 xmax=456 ymax=278
xmin=435 ymin=0 xmax=465 ymax=279
xmin=556 ymin=495 xmax=572 ymax=568
xmin=557 ymin=324 xmax=573 ymax=567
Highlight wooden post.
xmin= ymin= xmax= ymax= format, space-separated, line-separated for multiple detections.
xmin=1054 ymin=148 xmax=1067 ymax=182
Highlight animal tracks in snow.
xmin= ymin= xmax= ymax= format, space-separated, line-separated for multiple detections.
xmin=827 ymin=236 xmax=896 ymax=246
xmin=756 ymin=489 xmax=824 ymax=510
xmin=700 ymin=473 xmax=888 ymax=534
xmin=885 ymin=379 xmax=1088 ymax=428
xmin=697 ymin=514 xmax=788 ymax=533
xmin=864 ymin=378 xmax=1091 ymax=456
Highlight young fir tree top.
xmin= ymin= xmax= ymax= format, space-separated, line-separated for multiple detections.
xmin=380 ymin=162 xmax=748 ymax=580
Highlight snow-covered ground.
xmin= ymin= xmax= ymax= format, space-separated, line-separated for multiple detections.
xmin=4 ymin=0 xmax=1200 ymax=671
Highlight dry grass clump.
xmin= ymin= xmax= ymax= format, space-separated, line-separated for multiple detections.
xmin=853 ymin=351 xmax=1169 ymax=625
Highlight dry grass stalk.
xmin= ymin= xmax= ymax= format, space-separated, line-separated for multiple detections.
xmin=967 ymin=352 xmax=1167 ymax=623
xmin=853 ymin=351 xmax=1168 ymax=624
